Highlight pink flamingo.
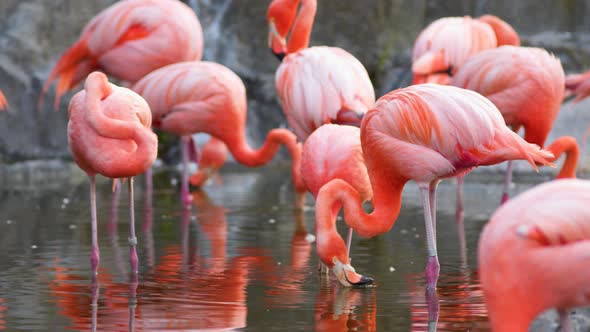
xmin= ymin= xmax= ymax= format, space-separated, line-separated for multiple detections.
xmin=0 ymin=90 xmax=8 ymax=110
xmin=301 ymin=124 xmax=372 ymax=262
xmin=132 ymin=61 xmax=306 ymax=206
xmin=267 ymin=0 xmax=375 ymax=141
xmin=314 ymin=84 xmax=553 ymax=288
xmin=41 ymin=0 xmax=203 ymax=109
xmin=68 ymin=72 xmax=158 ymax=276
xmin=453 ymin=46 xmax=579 ymax=205
xmin=189 ymin=137 xmax=228 ymax=187
xmin=565 ymin=69 xmax=590 ymax=102
xmin=412 ymin=15 xmax=520 ymax=85
xmin=479 ymin=179 xmax=590 ymax=331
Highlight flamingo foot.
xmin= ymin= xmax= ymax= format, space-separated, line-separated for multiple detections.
xmin=425 ymin=255 xmax=440 ymax=290
xmin=91 ymin=247 xmax=100 ymax=276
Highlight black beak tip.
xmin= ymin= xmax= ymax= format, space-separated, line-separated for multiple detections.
xmin=273 ymin=51 xmax=286 ymax=61
xmin=353 ymin=275 xmax=374 ymax=287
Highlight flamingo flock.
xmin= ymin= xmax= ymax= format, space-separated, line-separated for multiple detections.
xmin=3 ymin=0 xmax=590 ymax=330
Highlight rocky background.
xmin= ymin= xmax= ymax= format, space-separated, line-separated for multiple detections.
xmin=1 ymin=0 xmax=590 ymax=170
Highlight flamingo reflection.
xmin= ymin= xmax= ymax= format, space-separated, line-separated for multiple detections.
xmin=407 ymin=270 xmax=488 ymax=331
xmin=0 ymin=297 xmax=6 ymax=330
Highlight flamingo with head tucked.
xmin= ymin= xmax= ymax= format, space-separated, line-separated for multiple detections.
xmin=314 ymin=84 xmax=553 ymax=288
xmin=40 ymin=0 xmax=203 ymax=110
xmin=68 ymin=72 xmax=158 ymax=276
xmin=453 ymin=46 xmax=578 ymax=205
xmin=412 ymin=15 xmax=520 ymax=85
xmin=267 ymin=0 xmax=375 ymax=141
xmin=479 ymin=179 xmax=590 ymax=332
xmin=132 ymin=61 xmax=305 ymax=206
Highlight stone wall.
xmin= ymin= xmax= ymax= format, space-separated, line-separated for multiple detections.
xmin=1 ymin=0 xmax=590 ymax=172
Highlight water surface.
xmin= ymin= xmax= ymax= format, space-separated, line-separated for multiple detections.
xmin=0 ymin=163 xmax=551 ymax=331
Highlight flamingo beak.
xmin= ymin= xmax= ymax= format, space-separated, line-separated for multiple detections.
xmin=332 ymin=258 xmax=373 ymax=287
xmin=268 ymin=21 xmax=287 ymax=61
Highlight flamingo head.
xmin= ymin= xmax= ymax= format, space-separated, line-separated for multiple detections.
xmin=317 ymin=233 xmax=373 ymax=287
xmin=267 ymin=0 xmax=298 ymax=60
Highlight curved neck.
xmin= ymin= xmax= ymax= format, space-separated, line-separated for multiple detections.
xmin=546 ymin=136 xmax=578 ymax=179
xmin=228 ymin=128 xmax=305 ymax=191
xmin=287 ymin=0 xmax=316 ymax=54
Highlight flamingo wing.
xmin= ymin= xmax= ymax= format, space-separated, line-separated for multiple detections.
xmin=275 ymin=46 xmax=375 ymax=140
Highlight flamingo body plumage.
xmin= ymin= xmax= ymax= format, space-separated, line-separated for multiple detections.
xmin=479 ymin=179 xmax=590 ymax=331
xmin=268 ymin=0 xmax=375 ymax=141
xmin=132 ymin=61 xmax=305 ymax=201
xmin=0 ymin=90 xmax=8 ymax=110
xmin=412 ymin=15 xmax=520 ymax=84
xmin=42 ymin=0 xmax=203 ymax=108
xmin=314 ymin=84 xmax=553 ymax=287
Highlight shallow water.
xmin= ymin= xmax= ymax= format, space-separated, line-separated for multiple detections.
xmin=0 ymin=163 xmax=554 ymax=331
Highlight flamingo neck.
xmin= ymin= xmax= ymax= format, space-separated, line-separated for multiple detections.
xmin=546 ymin=136 xmax=578 ymax=179
xmin=228 ymin=128 xmax=305 ymax=191
xmin=287 ymin=0 xmax=316 ymax=54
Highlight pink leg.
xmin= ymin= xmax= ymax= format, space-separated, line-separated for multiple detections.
xmin=501 ymin=161 xmax=513 ymax=204
xmin=142 ymin=181 xmax=155 ymax=270
xmin=419 ymin=183 xmax=440 ymax=290
xmin=128 ymin=177 xmax=139 ymax=274
xmin=425 ymin=286 xmax=440 ymax=331
xmin=180 ymin=136 xmax=192 ymax=206
xmin=90 ymin=176 xmax=100 ymax=276
xmin=129 ymin=273 xmax=138 ymax=332
xmin=559 ymin=309 xmax=572 ymax=332
xmin=345 ymin=228 xmax=353 ymax=259
xmin=456 ymin=175 xmax=464 ymax=222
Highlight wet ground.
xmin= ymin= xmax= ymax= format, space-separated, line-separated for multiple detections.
xmin=0 ymin=161 xmax=587 ymax=331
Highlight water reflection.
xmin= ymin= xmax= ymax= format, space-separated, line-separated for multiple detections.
xmin=315 ymin=283 xmax=377 ymax=331
xmin=406 ymin=270 xmax=488 ymax=331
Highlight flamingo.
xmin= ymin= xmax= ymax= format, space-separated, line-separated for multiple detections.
xmin=267 ymin=0 xmax=375 ymax=141
xmin=565 ymin=69 xmax=590 ymax=102
xmin=301 ymin=124 xmax=372 ymax=264
xmin=412 ymin=15 xmax=520 ymax=85
xmin=68 ymin=72 xmax=158 ymax=276
xmin=132 ymin=61 xmax=306 ymax=206
xmin=189 ymin=137 xmax=228 ymax=187
xmin=479 ymin=179 xmax=590 ymax=332
xmin=452 ymin=46 xmax=579 ymax=205
xmin=314 ymin=84 xmax=553 ymax=288
xmin=40 ymin=0 xmax=203 ymax=110
xmin=0 ymin=90 xmax=8 ymax=110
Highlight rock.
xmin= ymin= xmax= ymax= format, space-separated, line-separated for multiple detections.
xmin=1 ymin=0 xmax=590 ymax=171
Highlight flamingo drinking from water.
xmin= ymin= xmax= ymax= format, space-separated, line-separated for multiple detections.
xmin=412 ymin=15 xmax=520 ymax=85
xmin=314 ymin=84 xmax=553 ymax=288
xmin=132 ymin=61 xmax=306 ymax=206
xmin=453 ymin=46 xmax=578 ymax=205
xmin=267 ymin=0 xmax=375 ymax=141
xmin=41 ymin=0 xmax=203 ymax=110
xmin=479 ymin=179 xmax=590 ymax=332
xmin=68 ymin=72 xmax=158 ymax=276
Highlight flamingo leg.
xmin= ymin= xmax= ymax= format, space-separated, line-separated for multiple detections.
xmin=129 ymin=273 xmax=138 ymax=332
xmin=429 ymin=181 xmax=438 ymax=239
xmin=501 ymin=160 xmax=513 ymax=204
xmin=419 ymin=183 xmax=440 ymax=289
xmin=455 ymin=175 xmax=467 ymax=268
xmin=456 ymin=175 xmax=464 ymax=222
xmin=142 ymin=181 xmax=155 ymax=270
xmin=558 ymin=309 xmax=572 ymax=332
xmin=180 ymin=136 xmax=192 ymax=206
xmin=90 ymin=175 xmax=100 ymax=276
xmin=345 ymin=228 xmax=353 ymax=259
xmin=128 ymin=177 xmax=139 ymax=274
xmin=426 ymin=286 xmax=440 ymax=332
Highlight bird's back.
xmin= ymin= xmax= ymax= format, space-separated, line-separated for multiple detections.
xmin=301 ymin=124 xmax=372 ymax=201
xmin=275 ymin=46 xmax=375 ymax=140
xmin=452 ymin=46 xmax=564 ymax=135
xmin=133 ymin=61 xmax=247 ymax=138
xmin=83 ymin=0 xmax=203 ymax=82
xmin=361 ymin=84 xmax=552 ymax=183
